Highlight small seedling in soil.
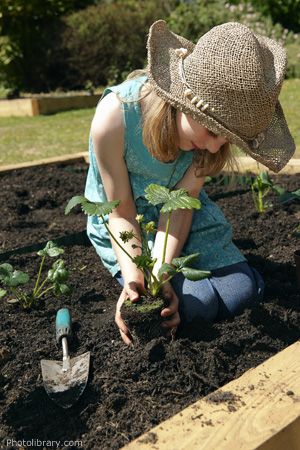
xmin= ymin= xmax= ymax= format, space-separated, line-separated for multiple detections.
xmin=0 ymin=241 xmax=71 ymax=309
xmin=273 ymin=186 xmax=300 ymax=205
xmin=250 ymin=172 xmax=299 ymax=213
xmin=66 ymin=184 xmax=210 ymax=341
xmin=293 ymin=223 xmax=300 ymax=238
xmin=250 ymin=172 xmax=274 ymax=213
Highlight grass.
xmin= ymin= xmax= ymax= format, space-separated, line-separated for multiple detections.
xmin=279 ymin=78 xmax=300 ymax=152
xmin=0 ymin=79 xmax=299 ymax=167
xmin=0 ymin=108 xmax=94 ymax=166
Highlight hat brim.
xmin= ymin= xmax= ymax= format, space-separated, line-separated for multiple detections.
xmin=147 ymin=20 xmax=295 ymax=173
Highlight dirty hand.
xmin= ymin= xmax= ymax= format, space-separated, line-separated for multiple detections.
xmin=160 ymin=281 xmax=180 ymax=335
xmin=115 ymin=281 xmax=144 ymax=346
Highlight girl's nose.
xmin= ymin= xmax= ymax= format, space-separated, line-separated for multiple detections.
xmin=207 ymin=136 xmax=227 ymax=153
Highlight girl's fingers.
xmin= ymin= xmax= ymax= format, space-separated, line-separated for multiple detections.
xmin=119 ymin=328 xmax=133 ymax=346
xmin=115 ymin=310 xmax=133 ymax=345
xmin=161 ymin=305 xmax=177 ymax=317
xmin=115 ymin=288 xmax=134 ymax=345
xmin=116 ymin=289 xmax=127 ymax=312
xmin=125 ymin=281 xmax=144 ymax=303
xmin=161 ymin=312 xmax=180 ymax=329
xmin=161 ymin=293 xmax=179 ymax=317
xmin=127 ymin=287 xmax=140 ymax=303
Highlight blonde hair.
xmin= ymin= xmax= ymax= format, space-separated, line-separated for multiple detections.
xmin=126 ymin=70 xmax=237 ymax=177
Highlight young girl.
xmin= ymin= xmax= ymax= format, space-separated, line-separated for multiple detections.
xmin=85 ymin=20 xmax=295 ymax=345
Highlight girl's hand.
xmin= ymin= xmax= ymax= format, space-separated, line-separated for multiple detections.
xmin=160 ymin=282 xmax=180 ymax=334
xmin=115 ymin=280 xmax=145 ymax=346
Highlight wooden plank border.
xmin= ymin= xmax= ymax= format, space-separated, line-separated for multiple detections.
xmin=0 ymin=154 xmax=299 ymax=174
xmin=0 ymin=152 xmax=89 ymax=173
xmin=122 ymin=341 xmax=300 ymax=450
xmin=234 ymin=156 xmax=300 ymax=175
xmin=0 ymin=94 xmax=101 ymax=117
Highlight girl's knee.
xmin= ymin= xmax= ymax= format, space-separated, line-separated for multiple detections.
xmin=172 ymin=275 xmax=219 ymax=322
xmin=215 ymin=265 xmax=265 ymax=318
xmin=181 ymin=294 xmax=219 ymax=322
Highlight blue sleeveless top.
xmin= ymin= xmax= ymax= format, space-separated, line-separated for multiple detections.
xmin=85 ymin=76 xmax=245 ymax=276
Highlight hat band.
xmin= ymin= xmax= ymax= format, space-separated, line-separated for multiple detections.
xmin=176 ymin=48 xmax=213 ymax=113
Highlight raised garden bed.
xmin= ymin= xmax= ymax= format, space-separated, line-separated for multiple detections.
xmin=0 ymin=161 xmax=299 ymax=450
xmin=0 ymin=94 xmax=101 ymax=117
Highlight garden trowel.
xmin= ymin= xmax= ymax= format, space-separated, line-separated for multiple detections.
xmin=41 ymin=308 xmax=90 ymax=409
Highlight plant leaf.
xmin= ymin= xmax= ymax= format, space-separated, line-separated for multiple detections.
xmin=278 ymin=188 xmax=300 ymax=204
xmin=65 ymin=195 xmax=86 ymax=214
xmin=0 ymin=266 xmax=29 ymax=287
xmin=172 ymin=253 xmax=200 ymax=269
xmin=37 ymin=241 xmax=64 ymax=257
xmin=161 ymin=189 xmax=201 ymax=213
xmin=144 ymin=184 xmax=201 ymax=213
xmin=10 ymin=270 xmax=30 ymax=287
xmin=0 ymin=263 xmax=13 ymax=281
xmin=181 ymin=267 xmax=211 ymax=281
xmin=132 ymin=255 xmax=154 ymax=269
xmin=272 ymin=184 xmax=286 ymax=196
xmin=54 ymin=283 xmax=72 ymax=296
xmin=65 ymin=195 xmax=120 ymax=217
xmin=48 ymin=259 xmax=69 ymax=283
xmin=144 ymin=184 xmax=171 ymax=205
xmin=158 ymin=263 xmax=177 ymax=279
xmin=0 ymin=288 xmax=7 ymax=298
xmin=252 ymin=172 xmax=273 ymax=190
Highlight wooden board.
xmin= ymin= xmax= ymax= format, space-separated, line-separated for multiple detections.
xmin=0 ymin=94 xmax=101 ymax=117
xmin=0 ymin=154 xmax=299 ymax=174
xmin=122 ymin=341 xmax=300 ymax=450
xmin=0 ymin=152 xmax=89 ymax=173
xmin=234 ymin=156 xmax=300 ymax=175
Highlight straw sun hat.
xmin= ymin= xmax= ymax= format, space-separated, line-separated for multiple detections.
xmin=147 ymin=20 xmax=295 ymax=172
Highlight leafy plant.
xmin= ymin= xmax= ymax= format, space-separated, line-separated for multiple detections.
xmin=66 ymin=184 xmax=210 ymax=298
xmin=250 ymin=171 xmax=300 ymax=213
xmin=250 ymin=172 xmax=275 ymax=213
xmin=273 ymin=186 xmax=300 ymax=205
xmin=0 ymin=241 xmax=71 ymax=309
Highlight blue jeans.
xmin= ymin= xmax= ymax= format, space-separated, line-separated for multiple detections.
xmin=114 ymin=262 xmax=264 ymax=323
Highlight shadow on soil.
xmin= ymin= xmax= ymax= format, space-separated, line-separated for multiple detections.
xmin=4 ymin=384 xmax=100 ymax=444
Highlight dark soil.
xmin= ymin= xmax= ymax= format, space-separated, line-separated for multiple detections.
xmin=122 ymin=295 xmax=166 ymax=343
xmin=0 ymin=162 xmax=87 ymax=253
xmin=0 ymin=163 xmax=299 ymax=450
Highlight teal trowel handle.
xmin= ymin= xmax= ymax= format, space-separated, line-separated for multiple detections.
xmin=56 ymin=308 xmax=72 ymax=343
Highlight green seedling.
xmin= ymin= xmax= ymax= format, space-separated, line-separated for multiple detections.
xmin=0 ymin=241 xmax=71 ymax=309
xmin=273 ymin=186 xmax=300 ymax=205
xmin=293 ymin=223 xmax=300 ymax=238
xmin=205 ymin=173 xmax=252 ymax=188
xmin=66 ymin=184 xmax=210 ymax=298
xmin=251 ymin=171 xmax=274 ymax=213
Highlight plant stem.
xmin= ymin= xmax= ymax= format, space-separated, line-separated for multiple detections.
xmin=258 ymin=190 xmax=263 ymax=212
xmin=102 ymin=216 xmax=135 ymax=262
xmin=34 ymin=276 xmax=49 ymax=298
xmin=33 ymin=255 xmax=45 ymax=296
xmin=10 ymin=286 xmax=21 ymax=302
xmin=162 ymin=212 xmax=172 ymax=265
xmin=36 ymin=285 xmax=54 ymax=299
xmin=160 ymin=274 xmax=176 ymax=287
xmin=142 ymin=270 xmax=151 ymax=286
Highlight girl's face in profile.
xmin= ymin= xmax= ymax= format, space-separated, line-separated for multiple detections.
xmin=176 ymin=111 xmax=228 ymax=153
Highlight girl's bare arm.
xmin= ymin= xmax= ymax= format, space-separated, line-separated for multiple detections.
xmin=90 ymin=92 xmax=144 ymax=293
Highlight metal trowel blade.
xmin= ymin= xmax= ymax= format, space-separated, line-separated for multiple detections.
xmin=41 ymin=351 xmax=90 ymax=409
